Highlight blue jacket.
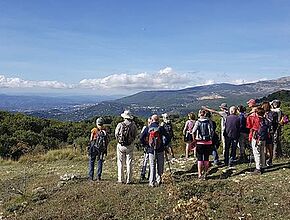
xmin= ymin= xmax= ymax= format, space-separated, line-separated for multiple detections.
xmin=140 ymin=122 xmax=169 ymax=153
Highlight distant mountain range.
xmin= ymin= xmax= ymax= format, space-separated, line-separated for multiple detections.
xmin=1 ymin=76 xmax=290 ymax=121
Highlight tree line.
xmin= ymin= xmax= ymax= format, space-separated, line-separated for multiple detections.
xmin=0 ymin=93 xmax=289 ymax=160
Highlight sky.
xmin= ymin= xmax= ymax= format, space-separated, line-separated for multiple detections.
xmin=0 ymin=0 xmax=290 ymax=96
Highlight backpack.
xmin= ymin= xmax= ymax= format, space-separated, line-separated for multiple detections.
xmin=90 ymin=130 xmax=107 ymax=155
xmin=148 ymin=126 xmax=162 ymax=150
xmin=162 ymin=122 xmax=173 ymax=141
xmin=197 ymin=119 xmax=213 ymax=141
xmin=184 ymin=120 xmax=194 ymax=142
xmin=266 ymin=111 xmax=278 ymax=133
xmin=239 ymin=113 xmax=249 ymax=134
xmin=255 ymin=117 xmax=270 ymax=141
xmin=117 ymin=122 xmax=133 ymax=146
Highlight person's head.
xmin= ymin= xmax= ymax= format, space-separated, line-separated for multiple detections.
xmin=198 ymin=109 xmax=207 ymax=118
xmin=261 ymin=101 xmax=271 ymax=112
xmin=162 ymin=113 xmax=170 ymax=123
xmin=237 ymin=105 xmax=246 ymax=113
xmin=188 ymin=112 xmax=196 ymax=120
xmin=247 ymin=99 xmax=256 ymax=108
xmin=219 ymin=103 xmax=228 ymax=111
xmin=151 ymin=114 xmax=159 ymax=122
xmin=271 ymin=99 xmax=281 ymax=109
xmin=205 ymin=111 xmax=212 ymax=118
xmin=96 ymin=117 xmax=104 ymax=129
xmin=121 ymin=110 xmax=134 ymax=120
xmin=147 ymin=117 xmax=152 ymax=125
xmin=229 ymin=106 xmax=237 ymax=115
xmin=256 ymin=107 xmax=265 ymax=117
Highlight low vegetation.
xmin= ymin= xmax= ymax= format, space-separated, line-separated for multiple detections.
xmin=1 ymin=148 xmax=290 ymax=219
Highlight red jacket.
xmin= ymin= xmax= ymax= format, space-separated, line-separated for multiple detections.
xmin=246 ymin=112 xmax=260 ymax=141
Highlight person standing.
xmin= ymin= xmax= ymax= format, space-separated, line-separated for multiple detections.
xmin=224 ymin=106 xmax=240 ymax=167
xmin=115 ymin=110 xmax=138 ymax=184
xmin=262 ymin=101 xmax=278 ymax=166
xmin=88 ymin=117 xmax=109 ymax=181
xmin=237 ymin=105 xmax=249 ymax=162
xmin=161 ymin=113 xmax=175 ymax=159
xmin=192 ymin=109 xmax=214 ymax=179
xmin=271 ymin=100 xmax=283 ymax=158
xmin=183 ymin=112 xmax=196 ymax=160
xmin=140 ymin=114 xmax=169 ymax=187
xmin=247 ymin=107 xmax=268 ymax=174
xmin=205 ymin=111 xmax=220 ymax=166
xmin=139 ymin=117 xmax=152 ymax=181
xmin=202 ymin=103 xmax=229 ymax=155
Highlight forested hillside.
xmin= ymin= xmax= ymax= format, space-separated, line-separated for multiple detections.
xmin=1 ymin=90 xmax=290 ymax=160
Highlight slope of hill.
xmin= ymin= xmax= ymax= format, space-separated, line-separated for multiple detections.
xmin=1 ymin=150 xmax=290 ymax=219
xmin=58 ymin=76 xmax=290 ymax=120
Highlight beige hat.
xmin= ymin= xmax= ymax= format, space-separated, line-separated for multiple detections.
xmin=121 ymin=110 xmax=133 ymax=119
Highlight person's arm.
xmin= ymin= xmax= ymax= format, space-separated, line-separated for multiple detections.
xmin=115 ymin=123 xmax=121 ymax=139
xmin=183 ymin=121 xmax=189 ymax=135
xmin=201 ymin=106 xmax=219 ymax=115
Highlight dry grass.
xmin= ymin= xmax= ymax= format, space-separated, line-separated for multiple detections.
xmin=1 ymin=149 xmax=290 ymax=219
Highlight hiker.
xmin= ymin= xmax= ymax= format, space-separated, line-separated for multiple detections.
xmin=271 ymin=100 xmax=283 ymax=158
xmin=205 ymin=111 xmax=220 ymax=166
xmin=262 ymin=101 xmax=278 ymax=166
xmin=237 ymin=105 xmax=249 ymax=162
xmin=247 ymin=107 xmax=268 ymax=174
xmin=88 ymin=117 xmax=109 ymax=181
xmin=224 ymin=106 xmax=240 ymax=167
xmin=247 ymin=98 xmax=257 ymax=113
xmin=183 ymin=112 xmax=196 ymax=160
xmin=161 ymin=113 xmax=175 ymax=159
xmin=115 ymin=110 xmax=138 ymax=184
xmin=139 ymin=117 xmax=152 ymax=181
xmin=202 ymin=103 xmax=229 ymax=155
xmin=192 ymin=109 xmax=214 ymax=180
xmin=140 ymin=114 xmax=170 ymax=187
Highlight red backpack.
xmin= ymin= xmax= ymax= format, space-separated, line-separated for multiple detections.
xmin=148 ymin=126 xmax=161 ymax=150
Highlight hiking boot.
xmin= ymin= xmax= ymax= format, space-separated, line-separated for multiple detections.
xmin=266 ymin=159 xmax=273 ymax=167
xmin=251 ymin=169 xmax=262 ymax=175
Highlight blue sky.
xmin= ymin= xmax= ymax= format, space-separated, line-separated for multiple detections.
xmin=0 ymin=0 xmax=290 ymax=95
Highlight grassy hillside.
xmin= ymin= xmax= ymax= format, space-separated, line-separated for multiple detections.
xmin=1 ymin=149 xmax=290 ymax=219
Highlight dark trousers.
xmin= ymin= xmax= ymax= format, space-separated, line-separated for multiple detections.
xmin=224 ymin=137 xmax=238 ymax=166
xmin=196 ymin=144 xmax=212 ymax=161
xmin=89 ymin=153 xmax=104 ymax=180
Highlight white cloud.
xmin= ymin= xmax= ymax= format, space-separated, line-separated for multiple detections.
xmin=79 ymin=67 xmax=194 ymax=90
xmin=0 ymin=75 xmax=71 ymax=89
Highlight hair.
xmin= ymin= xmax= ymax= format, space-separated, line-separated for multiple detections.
xmin=188 ymin=112 xmax=196 ymax=120
xmin=205 ymin=111 xmax=212 ymax=118
xmin=198 ymin=109 xmax=207 ymax=117
xmin=151 ymin=114 xmax=159 ymax=122
xmin=271 ymin=100 xmax=281 ymax=108
xmin=262 ymin=101 xmax=271 ymax=112
xmin=237 ymin=105 xmax=246 ymax=113
xmin=147 ymin=117 xmax=152 ymax=125
xmin=229 ymin=106 xmax=237 ymax=114
xmin=256 ymin=107 xmax=265 ymax=117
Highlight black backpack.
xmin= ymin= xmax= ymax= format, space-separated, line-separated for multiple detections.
xmin=255 ymin=117 xmax=270 ymax=141
xmin=90 ymin=130 xmax=107 ymax=155
xmin=197 ymin=119 xmax=213 ymax=141
xmin=267 ymin=111 xmax=278 ymax=133
xmin=117 ymin=122 xmax=133 ymax=146
xmin=162 ymin=122 xmax=174 ymax=141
